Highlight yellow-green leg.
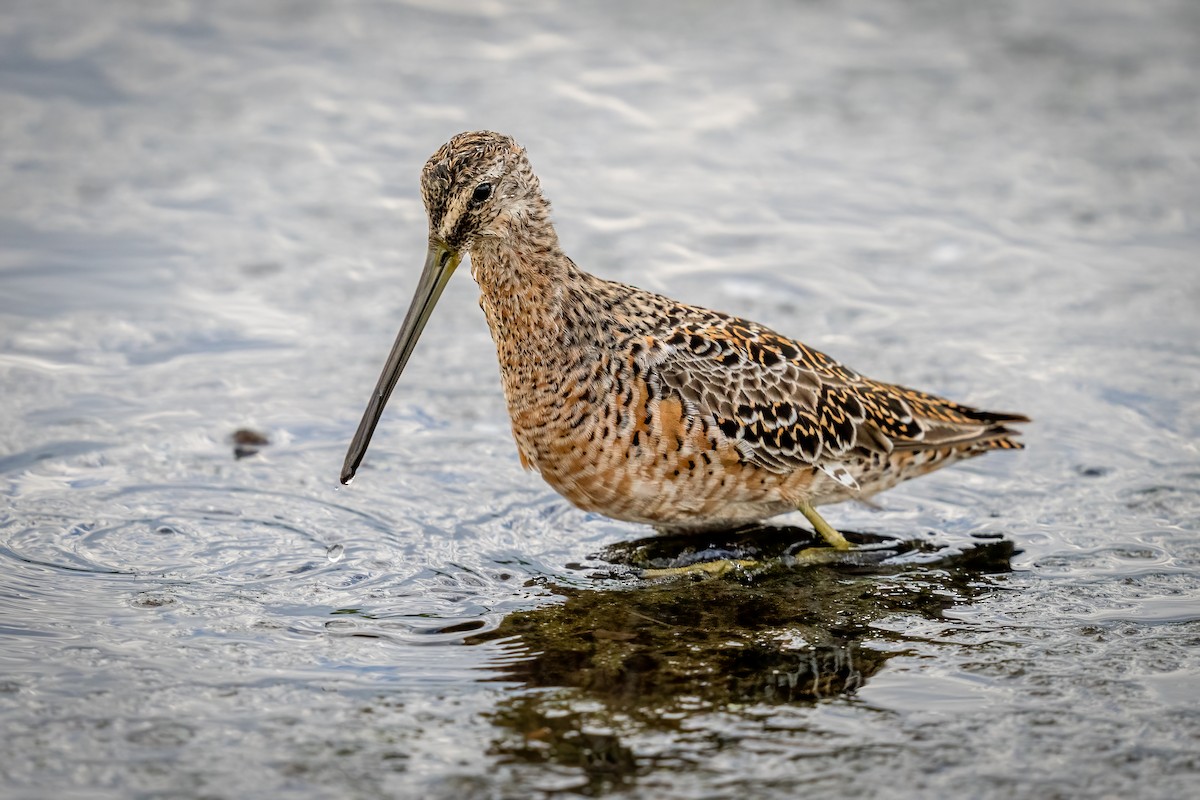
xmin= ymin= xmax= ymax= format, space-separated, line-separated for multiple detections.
xmin=798 ymin=502 xmax=851 ymax=550
xmin=641 ymin=504 xmax=851 ymax=579
xmin=641 ymin=558 xmax=759 ymax=580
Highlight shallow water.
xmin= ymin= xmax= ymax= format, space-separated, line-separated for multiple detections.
xmin=2 ymin=1 xmax=1199 ymax=797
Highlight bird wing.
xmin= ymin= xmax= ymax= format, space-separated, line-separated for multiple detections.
xmin=639 ymin=309 xmax=1026 ymax=475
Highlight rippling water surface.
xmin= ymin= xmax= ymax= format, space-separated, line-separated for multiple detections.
xmin=2 ymin=1 xmax=1198 ymax=797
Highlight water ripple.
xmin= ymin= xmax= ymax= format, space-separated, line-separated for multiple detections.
xmin=0 ymin=484 xmax=391 ymax=583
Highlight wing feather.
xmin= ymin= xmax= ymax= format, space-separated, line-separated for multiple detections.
xmin=639 ymin=309 xmax=1026 ymax=475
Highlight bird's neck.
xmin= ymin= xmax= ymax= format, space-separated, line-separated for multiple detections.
xmin=468 ymin=207 xmax=576 ymax=366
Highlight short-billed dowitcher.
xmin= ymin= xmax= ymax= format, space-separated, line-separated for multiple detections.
xmin=342 ymin=131 xmax=1027 ymax=549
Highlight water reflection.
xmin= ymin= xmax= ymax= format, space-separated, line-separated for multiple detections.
xmin=469 ymin=527 xmax=1013 ymax=792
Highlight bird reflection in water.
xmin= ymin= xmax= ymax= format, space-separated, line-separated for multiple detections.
xmin=466 ymin=527 xmax=1014 ymax=793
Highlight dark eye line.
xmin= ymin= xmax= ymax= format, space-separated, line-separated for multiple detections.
xmin=470 ymin=182 xmax=493 ymax=205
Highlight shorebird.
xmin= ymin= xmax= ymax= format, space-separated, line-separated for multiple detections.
xmin=341 ymin=131 xmax=1027 ymax=549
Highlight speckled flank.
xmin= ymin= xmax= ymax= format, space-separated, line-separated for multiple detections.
xmin=412 ymin=131 xmax=1027 ymax=532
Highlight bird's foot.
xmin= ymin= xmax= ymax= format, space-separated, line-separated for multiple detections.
xmin=788 ymin=547 xmax=852 ymax=566
xmin=641 ymin=558 xmax=760 ymax=580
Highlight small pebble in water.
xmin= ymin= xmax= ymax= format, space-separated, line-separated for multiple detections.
xmin=231 ymin=428 xmax=270 ymax=460
xmin=326 ymin=544 xmax=345 ymax=563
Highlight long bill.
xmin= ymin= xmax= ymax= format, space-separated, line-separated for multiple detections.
xmin=340 ymin=239 xmax=462 ymax=484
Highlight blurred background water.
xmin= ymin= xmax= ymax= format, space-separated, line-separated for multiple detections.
xmin=1 ymin=0 xmax=1198 ymax=797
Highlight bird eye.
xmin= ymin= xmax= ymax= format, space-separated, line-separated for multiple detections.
xmin=471 ymin=182 xmax=493 ymax=205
